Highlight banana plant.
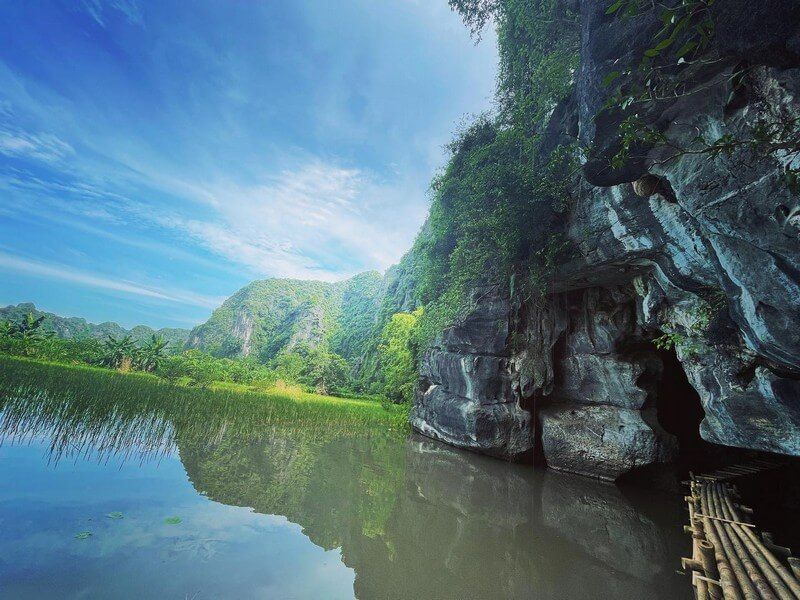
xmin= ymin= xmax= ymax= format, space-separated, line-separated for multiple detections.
xmin=100 ymin=335 xmax=137 ymax=369
xmin=136 ymin=335 xmax=169 ymax=372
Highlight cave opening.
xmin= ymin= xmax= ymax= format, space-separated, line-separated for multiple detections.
xmin=618 ymin=345 xmax=725 ymax=489
xmin=653 ymin=346 xmax=709 ymax=463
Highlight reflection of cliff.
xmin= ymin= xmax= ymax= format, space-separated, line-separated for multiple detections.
xmin=179 ymin=430 xmax=689 ymax=599
xmin=179 ymin=429 xmax=405 ymax=552
xmin=361 ymin=437 xmax=687 ymax=600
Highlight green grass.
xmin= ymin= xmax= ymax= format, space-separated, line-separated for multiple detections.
xmin=0 ymin=356 xmax=409 ymax=463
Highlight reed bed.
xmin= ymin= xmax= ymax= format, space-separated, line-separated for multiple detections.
xmin=0 ymin=356 xmax=408 ymax=465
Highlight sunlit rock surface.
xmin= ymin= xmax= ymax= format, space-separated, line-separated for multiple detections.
xmin=411 ymin=285 xmax=532 ymax=458
xmin=411 ymin=0 xmax=800 ymax=478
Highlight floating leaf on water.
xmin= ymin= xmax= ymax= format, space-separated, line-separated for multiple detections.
xmin=106 ymin=511 xmax=124 ymax=519
xmin=75 ymin=531 xmax=93 ymax=540
xmin=164 ymin=516 xmax=182 ymax=525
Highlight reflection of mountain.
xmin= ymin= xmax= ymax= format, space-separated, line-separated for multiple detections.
xmin=1 ymin=366 xmax=689 ymax=599
xmin=180 ymin=432 xmax=690 ymax=600
xmin=179 ymin=430 xmax=405 ymax=552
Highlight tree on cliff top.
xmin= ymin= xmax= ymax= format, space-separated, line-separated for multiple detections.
xmin=412 ymin=0 xmax=581 ymax=347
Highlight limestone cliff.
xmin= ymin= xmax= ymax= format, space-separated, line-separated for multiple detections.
xmin=187 ymin=272 xmax=382 ymax=363
xmin=411 ymin=0 xmax=800 ymax=480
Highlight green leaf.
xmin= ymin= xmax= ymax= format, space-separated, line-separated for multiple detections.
xmin=164 ymin=516 xmax=182 ymax=525
xmin=654 ymin=37 xmax=673 ymax=52
xmin=606 ymin=0 xmax=625 ymax=14
xmin=644 ymin=48 xmax=660 ymax=58
xmin=660 ymin=9 xmax=676 ymax=25
xmin=676 ymin=40 xmax=698 ymax=58
xmin=601 ymin=70 xmax=622 ymax=87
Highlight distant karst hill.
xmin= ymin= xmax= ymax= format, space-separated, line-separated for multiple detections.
xmin=186 ymin=271 xmax=384 ymax=364
xmin=0 ymin=303 xmax=191 ymax=347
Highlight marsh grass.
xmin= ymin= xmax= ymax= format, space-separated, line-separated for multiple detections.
xmin=0 ymin=356 xmax=408 ymax=465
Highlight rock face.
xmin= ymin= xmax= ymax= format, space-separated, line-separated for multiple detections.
xmin=539 ymin=287 xmax=677 ymax=479
xmin=411 ymin=284 xmax=532 ymax=459
xmin=411 ymin=0 xmax=800 ymax=480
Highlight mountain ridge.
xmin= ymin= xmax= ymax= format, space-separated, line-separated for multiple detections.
xmin=187 ymin=271 xmax=384 ymax=365
xmin=0 ymin=303 xmax=191 ymax=347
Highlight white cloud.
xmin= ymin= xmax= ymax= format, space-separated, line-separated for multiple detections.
xmin=0 ymin=252 xmax=223 ymax=309
xmin=0 ymin=132 xmax=418 ymax=282
xmin=79 ymin=0 xmax=143 ymax=27
xmin=177 ymin=160 xmax=417 ymax=279
xmin=0 ymin=128 xmax=74 ymax=162
xmin=0 ymin=0 xmax=496 ymax=287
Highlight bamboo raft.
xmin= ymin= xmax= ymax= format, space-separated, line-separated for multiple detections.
xmin=683 ymin=462 xmax=800 ymax=600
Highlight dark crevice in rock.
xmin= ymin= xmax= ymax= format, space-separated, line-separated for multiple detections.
xmin=652 ymin=347 xmax=706 ymax=457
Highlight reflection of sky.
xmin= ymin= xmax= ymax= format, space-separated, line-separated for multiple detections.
xmin=0 ymin=440 xmax=356 ymax=599
xmin=0 ymin=0 xmax=497 ymax=329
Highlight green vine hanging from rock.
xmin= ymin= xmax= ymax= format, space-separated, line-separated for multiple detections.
xmin=604 ymin=0 xmax=800 ymax=191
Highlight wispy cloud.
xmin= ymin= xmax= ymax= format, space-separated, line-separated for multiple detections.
xmin=0 ymin=127 xmax=74 ymax=162
xmin=1 ymin=155 xmax=415 ymax=281
xmin=0 ymin=252 xmax=223 ymax=309
xmin=0 ymin=0 xmax=496 ymax=327
xmin=79 ymin=0 xmax=143 ymax=27
xmin=161 ymin=159 xmax=416 ymax=279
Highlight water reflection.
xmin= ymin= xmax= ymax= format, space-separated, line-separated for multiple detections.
xmin=0 ymin=367 xmax=689 ymax=599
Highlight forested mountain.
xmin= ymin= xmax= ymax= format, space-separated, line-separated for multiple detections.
xmin=187 ymin=272 xmax=383 ymax=364
xmin=0 ymin=303 xmax=190 ymax=346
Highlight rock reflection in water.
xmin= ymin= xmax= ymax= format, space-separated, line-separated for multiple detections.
xmin=391 ymin=437 xmax=685 ymax=599
xmin=0 ymin=376 xmax=689 ymax=599
xmin=180 ymin=430 xmax=689 ymax=599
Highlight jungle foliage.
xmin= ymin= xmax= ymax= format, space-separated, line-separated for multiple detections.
xmin=375 ymin=309 xmax=423 ymax=404
xmin=188 ymin=273 xmax=383 ymax=366
xmin=407 ymin=0 xmax=580 ymax=348
xmin=0 ymin=312 xmax=365 ymax=398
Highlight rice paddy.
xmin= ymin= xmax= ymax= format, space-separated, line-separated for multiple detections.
xmin=0 ymin=356 xmax=408 ymax=465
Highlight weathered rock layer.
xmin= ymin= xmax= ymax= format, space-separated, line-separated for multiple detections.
xmin=411 ymin=0 xmax=800 ymax=480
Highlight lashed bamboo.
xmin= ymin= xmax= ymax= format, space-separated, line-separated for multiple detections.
xmin=702 ymin=483 xmax=758 ymax=599
xmin=688 ymin=471 xmax=800 ymax=600
xmin=718 ymin=485 xmax=800 ymax=599
xmin=699 ymin=540 xmax=726 ymax=600
xmin=696 ymin=482 xmax=745 ymax=600
xmin=710 ymin=484 xmax=777 ymax=599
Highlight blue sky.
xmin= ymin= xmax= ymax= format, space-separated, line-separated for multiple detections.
xmin=0 ymin=0 xmax=496 ymax=328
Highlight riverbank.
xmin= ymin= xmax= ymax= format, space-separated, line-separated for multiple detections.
xmin=0 ymin=356 xmax=410 ymax=436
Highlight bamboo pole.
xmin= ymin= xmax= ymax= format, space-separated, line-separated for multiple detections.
xmin=699 ymin=540 xmax=725 ymax=600
xmin=720 ymin=487 xmax=800 ymax=599
xmin=702 ymin=483 xmax=758 ymax=599
xmin=700 ymin=540 xmax=720 ymax=580
xmin=698 ymin=482 xmax=746 ymax=600
xmin=709 ymin=483 xmax=778 ymax=600
xmin=698 ymin=576 xmax=711 ymax=600
xmin=761 ymin=533 xmax=792 ymax=559
xmin=788 ymin=558 xmax=800 ymax=581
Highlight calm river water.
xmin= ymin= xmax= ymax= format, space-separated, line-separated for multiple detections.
xmin=0 ymin=374 xmax=691 ymax=599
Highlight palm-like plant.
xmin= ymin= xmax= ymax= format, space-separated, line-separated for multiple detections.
xmin=100 ymin=335 xmax=137 ymax=369
xmin=1 ymin=313 xmax=52 ymax=356
xmin=136 ymin=335 xmax=169 ymax=372
xmin=8 ymin=313 xmax=49 ymax=341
